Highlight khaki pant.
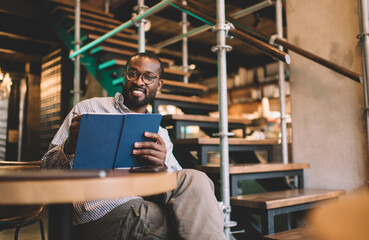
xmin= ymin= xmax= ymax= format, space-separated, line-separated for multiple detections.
xmin=73 ymin=169 xmax=226 ymax=240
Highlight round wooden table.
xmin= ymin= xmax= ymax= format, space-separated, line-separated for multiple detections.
xmin=0 ymin=169 xmax=177 ymax=240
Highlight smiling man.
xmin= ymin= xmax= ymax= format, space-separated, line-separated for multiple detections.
xmin=42 ymin=52 xmax=226 ymax=240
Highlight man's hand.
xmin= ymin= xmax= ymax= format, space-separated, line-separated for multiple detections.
xmin=133 ymin=132 xmax=167 ymax=166
xmin=64 ymin=114 xmax=81 ymax=155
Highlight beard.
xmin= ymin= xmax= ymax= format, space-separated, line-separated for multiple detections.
xmin=122 ymin=86 xmax=157 ymax=109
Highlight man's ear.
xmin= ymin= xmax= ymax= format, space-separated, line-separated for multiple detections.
xmin=157 ymin=79 xmax=163 ymax=91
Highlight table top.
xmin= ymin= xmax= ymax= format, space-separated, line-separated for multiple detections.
xmin=0 ymin=169 xmax=177 ymax=205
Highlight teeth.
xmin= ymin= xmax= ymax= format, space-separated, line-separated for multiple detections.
xmin=133 ymin=90 xmax=144 ymax=94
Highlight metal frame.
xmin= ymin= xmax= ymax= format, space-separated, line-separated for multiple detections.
xmin=358 ymin=0 xmax=369 ymax=164
xmin=73 ymin=0 xmax=81 ymax=104
xmin=276 ymin=0 xmax=288 ymax=164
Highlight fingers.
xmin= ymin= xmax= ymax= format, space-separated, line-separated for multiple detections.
xmin=133 ymin=132 xmax=166 ymax=166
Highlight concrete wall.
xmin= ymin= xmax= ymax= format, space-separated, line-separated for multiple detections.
xmin=286 ymin=0 xmax=368 ymax=191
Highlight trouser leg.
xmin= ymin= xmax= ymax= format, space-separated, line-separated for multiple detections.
xmin=73 ymin=199 xmax=172 ymax=240
xmin=164 ymin=169 xmax=226 ymax=240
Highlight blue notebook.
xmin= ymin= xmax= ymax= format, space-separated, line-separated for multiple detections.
xmin=73 ymin=113 xmax=162 ymax=169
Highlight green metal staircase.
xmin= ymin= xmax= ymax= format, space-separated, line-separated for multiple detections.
xmin=43 ymin=0 xmax=190 ymax=97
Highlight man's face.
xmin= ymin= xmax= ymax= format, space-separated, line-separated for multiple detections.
xmin=122 ymin=56 xmax=163 ymax=112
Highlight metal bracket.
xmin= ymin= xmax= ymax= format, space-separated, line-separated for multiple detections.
xmin=211 ymin=45 xmax=233 ymax=53
xmin=133 ymin=4 xmax=149 ymax=12
xmin=213 ymin=132 xmax=235 ymax=137
xmin=212 ymin=22 xmax=235 ymax=39
xmin=357 ymin=33 xmax=369 ymax=39
xmin=69 ymin=50 xmax=84 ymax=61
xmin=269 ymin=34 xmax=278 ymax=46
xmin=132 ymin=13 xmax=147 ymax=27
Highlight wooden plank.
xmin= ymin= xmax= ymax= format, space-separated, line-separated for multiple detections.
xmin=86 ymin=34 xmax=156 ymax=52
xmin=163 ymin=79 xmax=207 ymax=91
xmin=100 ymin=59 xmax=189 ymax=78
xmin=50 ymin=0 xmax=114 ymax=18
xmin=66 ymin=15 xmax=135 ymax=34
xmin=196 ymin=163 xmax=310 ymax=174
xmin=0 ymin=31 xmax=55 ymax=45
xmin=230 ymin=188 xmax=345 ymax=209
xmin=57 ymin=6 xmax=119 ymax=24
xmin=155 ymin=93 xmax=218 ymax=105
xmin=263 ymin=227 xmax=313 ymax=240
xmin=162 ymin=114 xmax=251 ymax=125
xmin=79 ymin=24 xmax=137 ymax=41
xmin=173 ymin=137 xmax=278 ymax=145
xmin=90 ymin=45 xmax=174 ymax=66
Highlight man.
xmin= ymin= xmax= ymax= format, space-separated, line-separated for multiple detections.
xmin=42 ymin=52 xmax=225 ymax=240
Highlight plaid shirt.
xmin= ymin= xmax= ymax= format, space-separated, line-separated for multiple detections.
xmin=41 ymin=93 xmax=182 ymax=225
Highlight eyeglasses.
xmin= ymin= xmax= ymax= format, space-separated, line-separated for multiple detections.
xmin=124 ymin=70 xmax=159 ymax=85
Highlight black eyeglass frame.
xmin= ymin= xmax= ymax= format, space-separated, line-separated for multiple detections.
xmin=123 ymin=70 xmax=160 ymax=85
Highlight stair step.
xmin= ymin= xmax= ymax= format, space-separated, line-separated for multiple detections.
xmin=160 ymin=79 xmax=208 ymax=96
xmin=56 ymin=6 xmax=135 ymax=34
xmin=263 ymin=227 xmax=311 ymax=240
xmin=163 ymin=114 xmax=250 ymax=125
xmin=98 ymin=59 xmax=126 ymax=70
xmin=174 ymin=138 xmax=278 ymax=146
xmin=50 ymin=0 xmax=114 ymax=18
xmin=231 ymin=188 xmax=345 ymax=209
xmin=196 ymin=163 xmax=309 ymax=175
xmin=90 ymin=46 xmax=174 ymax=66
xmin=66 ymin=15 xmax=135 ymax=35
xmin=155 ymin=93 xmax=218 ymax=106
xmin=67 ymin=24 xmax=138 ymax=42
xmin=99 ymin=59 xmax=190 ymax=79
xmin=85 ymin=34 xmax=156 ymax=52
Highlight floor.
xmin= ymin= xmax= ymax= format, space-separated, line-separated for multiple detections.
xmin=0 ymin=210 xmax=48 ymax=240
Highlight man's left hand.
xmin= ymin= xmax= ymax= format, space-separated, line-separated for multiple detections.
xmin=133 ymin=132 xmax=166 ymax=166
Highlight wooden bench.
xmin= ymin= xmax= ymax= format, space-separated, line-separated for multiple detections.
xmin=231 ymin=188 xmax=345 ymax=235
xmin=152 ymin=94 xmax=218 ymax=114
xmin=263 ymin=227 xmax=313 ymax=240
xmin=197 ymin=163 xmax=309 ymax=196
xmin=161 ymin=114 xmax=251 ymax=139
xmin=173 ymin=138 xmax=278 ymax=166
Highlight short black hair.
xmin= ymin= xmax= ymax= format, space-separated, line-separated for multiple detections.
xmin=125 ymin=52 xmax=164 ymax=77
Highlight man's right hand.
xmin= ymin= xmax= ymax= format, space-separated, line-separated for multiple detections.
xmin=64 ymin=114 xmax=81 ymax=155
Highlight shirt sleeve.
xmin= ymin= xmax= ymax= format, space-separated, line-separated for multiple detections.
xmin=41 ymin=106 xmax=80 ymax=169
xmin=158 ymin=127 xmax=182 ymax=172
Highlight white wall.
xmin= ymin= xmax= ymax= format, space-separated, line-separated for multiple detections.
xmin=286 ymin=0 xmax=368 ymax=191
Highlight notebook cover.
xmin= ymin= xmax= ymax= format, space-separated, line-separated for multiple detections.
xmin=73 ymin=114 xmax=124 ymax=169
xmin=114 ymin=114 xmax=162 ymax=168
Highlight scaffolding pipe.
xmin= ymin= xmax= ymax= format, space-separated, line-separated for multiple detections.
xmin=182 ymin=0 xmax=189 ymax=83
xmin=185 ymin=0 xmax=361 ymax=82
xmin=229 ymin=0 xmax=274 ymax=19
xmin=137 ymin=0 xmax=146 ymax=52
xmin=213 ymin=0 xmax=232 ymax=238
xmin=171 ymin=2 xmax=290 ymax=64
xmin=70 ymin=0 xmax=175 ymax=59
xmin=276 ymin=0 xmax=288 ymax=164
xmin=74 ymin=0 xmax=81 ymax=104
xmin=358 ymin=0 xmax=369 ymax=164
xmin=153 ymin=0 xmax=271 ymax=50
